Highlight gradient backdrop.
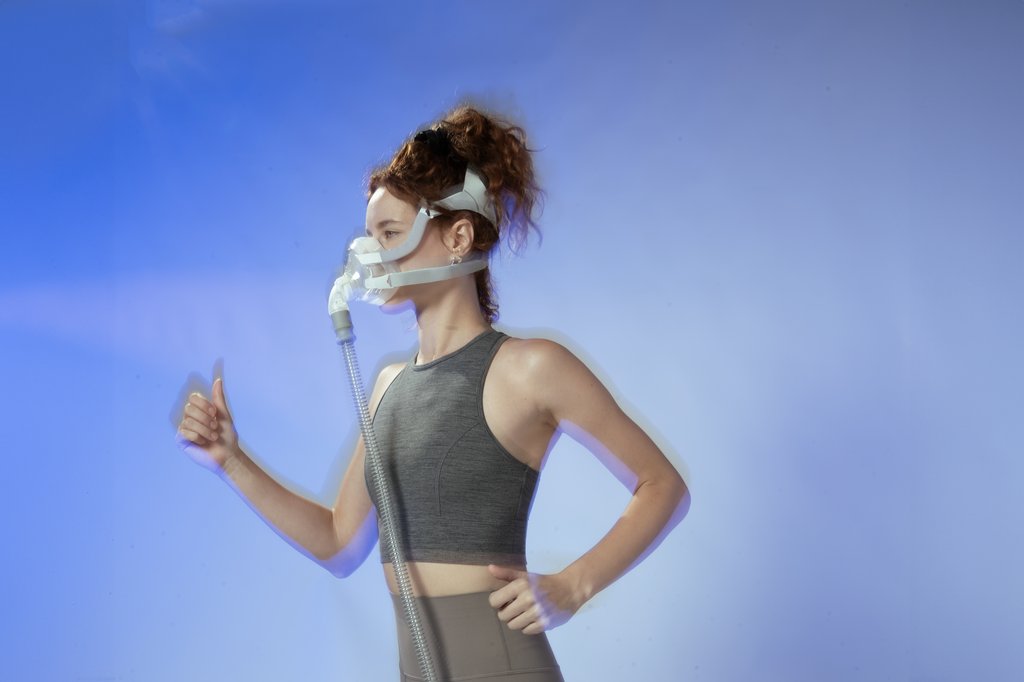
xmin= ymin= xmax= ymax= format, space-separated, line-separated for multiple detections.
xmin=2 ymin=1 xmax=1022 ymax=680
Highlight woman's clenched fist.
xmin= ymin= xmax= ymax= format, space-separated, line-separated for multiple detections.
xmin=175 ymin=377 xmax=239 ymax=473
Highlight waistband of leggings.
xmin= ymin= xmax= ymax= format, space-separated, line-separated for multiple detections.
xmin=401 ymin=667 xmax=562 ymax=682
xmin=389 ymin=589 xmax=493 ymax=603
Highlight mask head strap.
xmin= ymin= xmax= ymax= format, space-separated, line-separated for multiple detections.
xmin=357 ymin=165 xmax=496 ymax=265
xmin=430 ymin=163 xmax=497 ymax=225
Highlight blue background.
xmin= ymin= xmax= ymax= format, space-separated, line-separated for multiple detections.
xmin=2 ymin=1 xmax=1022 ymax=680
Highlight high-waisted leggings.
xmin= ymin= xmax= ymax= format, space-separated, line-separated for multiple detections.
xmin=390 ymin=591 xmax=564 ymax=681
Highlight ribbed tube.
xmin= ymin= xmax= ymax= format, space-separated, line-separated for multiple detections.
xmin=339 ymin=338 xmax=439 ymax=682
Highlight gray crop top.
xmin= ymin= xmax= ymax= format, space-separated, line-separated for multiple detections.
xmin=365 ymin=328 xmax=540 ymax=566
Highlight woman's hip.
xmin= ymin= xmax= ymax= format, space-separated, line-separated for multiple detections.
xmin=390 ymin=590 xmax=564 ymax=681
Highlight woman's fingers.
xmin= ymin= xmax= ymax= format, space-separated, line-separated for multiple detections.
xmin=487 ymin=571 xmax=570 ymax=635
xmin=489 ymin=574 xmax=543 ymax=631
xmin=488 ymin=577 xmax=528 ymax=610
xmin=184 ymin=402 xmax=218 ymax=431
xmin=181 ymin=393 xmax=219 ymax=437
xmin=181 ymin=392 xmax=221 ymax=444
xmin=181 ymin=414 xmax=218 ymax=442
xmin=187 ymin=392 xmax=218 ymax=419
xmin=521 ymin=620 xmax=546 ymax=636
xmin=497 ymin=588 xmax=536 ymax=623
xmin=486 ymin=570 xmax=558 ymax=633
xmin=505 ymin=602 xmax=542 ymax=631
xmin=177 ymin=424 xmax=207 ymax=446
xmin=174 ymin=377 xmax=239 ymax=475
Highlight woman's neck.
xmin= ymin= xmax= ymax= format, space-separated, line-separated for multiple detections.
xmin=412 ymin=285 xmax=491 ymax=364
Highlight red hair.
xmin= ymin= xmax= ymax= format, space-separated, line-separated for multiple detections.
xmin=367 ymin=103 xmax=544 ymax=322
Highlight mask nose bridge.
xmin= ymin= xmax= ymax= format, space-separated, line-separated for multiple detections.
xmin=361 ymin=207 xmax=433 ymax=264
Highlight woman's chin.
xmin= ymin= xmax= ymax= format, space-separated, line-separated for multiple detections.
xmin=379 ymin=295 xmax=415 ymax=315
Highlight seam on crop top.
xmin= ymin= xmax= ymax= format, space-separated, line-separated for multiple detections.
xmin=513 ymin=466 xmax=529 ymax=528
xmin=434 ymin=421 xmax=480 ymax=517
xmin=478 ymin=333 xmax=541 ymax=474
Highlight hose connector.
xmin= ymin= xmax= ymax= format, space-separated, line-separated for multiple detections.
xmin=328 ymin=275 xmax=355 ymax=343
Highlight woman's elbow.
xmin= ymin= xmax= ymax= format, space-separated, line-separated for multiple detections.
xmin=667 ymin=471 xmax=691 ymax=523
xmin=327 ymin=558 xmax=358 ymax=580
xmin=322 ymin=518 xmax=378 ymax=579
xmin=673 ymin=471 xmax=689 ymax=501
xmin=319 ymin=543 xmax=371 ymax=579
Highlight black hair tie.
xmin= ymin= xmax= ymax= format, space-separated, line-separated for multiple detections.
xmin=414 ymin=127 xmax=456 ymax=159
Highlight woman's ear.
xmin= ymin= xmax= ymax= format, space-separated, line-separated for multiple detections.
xmin=445 ymin=217 xmax=476 ymax=257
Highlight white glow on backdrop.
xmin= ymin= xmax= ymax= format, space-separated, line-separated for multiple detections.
xmin=2 ymin=1 xmax=1022 ymax=680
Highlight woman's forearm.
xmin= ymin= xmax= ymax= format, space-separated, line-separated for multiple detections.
xmin=560 ymin=474 xmax=689 ymax=605
xmin=218 ymin=444 xmax=340 ymax=566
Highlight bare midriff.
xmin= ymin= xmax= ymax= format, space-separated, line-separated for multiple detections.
xmin=382 ymin=560 xmax=525 ymax=597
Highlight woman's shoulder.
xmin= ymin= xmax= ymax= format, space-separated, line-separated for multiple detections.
xmin=374 ymin=361 xmax=406 ymax=388
xmin=494 ymin=333 xmax=582 ymax=381
xmin=491 ymin=333 xmax=607 ymax=424
xmin=368 ymin=361 xmax=407 ymax=416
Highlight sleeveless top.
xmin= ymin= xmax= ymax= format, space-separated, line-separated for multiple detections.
xmin=365 ymin=328 xmax=540 ymax=566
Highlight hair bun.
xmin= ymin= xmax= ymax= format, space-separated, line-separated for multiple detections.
xmin=414 ymin=127 xmax=456 ymax=160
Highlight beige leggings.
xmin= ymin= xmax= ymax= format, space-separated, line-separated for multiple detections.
xmin=390 ymin=591 xmax=564 ymax=681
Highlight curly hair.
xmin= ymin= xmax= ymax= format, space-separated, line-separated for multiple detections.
xmin=366 ymin=103 xmax=544 ymax=322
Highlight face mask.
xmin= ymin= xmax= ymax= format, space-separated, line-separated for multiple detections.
xmin=329 ymin=164 xmax=495 ymax=312
xmin=330 ymin=236 xmax=402 ymax=308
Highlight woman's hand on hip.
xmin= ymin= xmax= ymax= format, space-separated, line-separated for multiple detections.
xmin=487 ymin=564 xmax=586 ymax=635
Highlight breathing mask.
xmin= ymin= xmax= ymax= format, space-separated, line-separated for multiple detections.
xmin=329 ymin=164 xmax=496 ymax=313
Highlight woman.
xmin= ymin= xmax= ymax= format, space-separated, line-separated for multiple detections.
xmin=176 ymin=104 xmax=689 ymax=681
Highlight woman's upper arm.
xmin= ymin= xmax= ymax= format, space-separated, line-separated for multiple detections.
xmin=527 ymin=339 xmax=685 ymax=494
xmin=325 ymin=362 xmax=404 ymax=577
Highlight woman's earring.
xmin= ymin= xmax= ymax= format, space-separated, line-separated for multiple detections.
xmin=450 ymin=253 xmax=462 ymax=265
